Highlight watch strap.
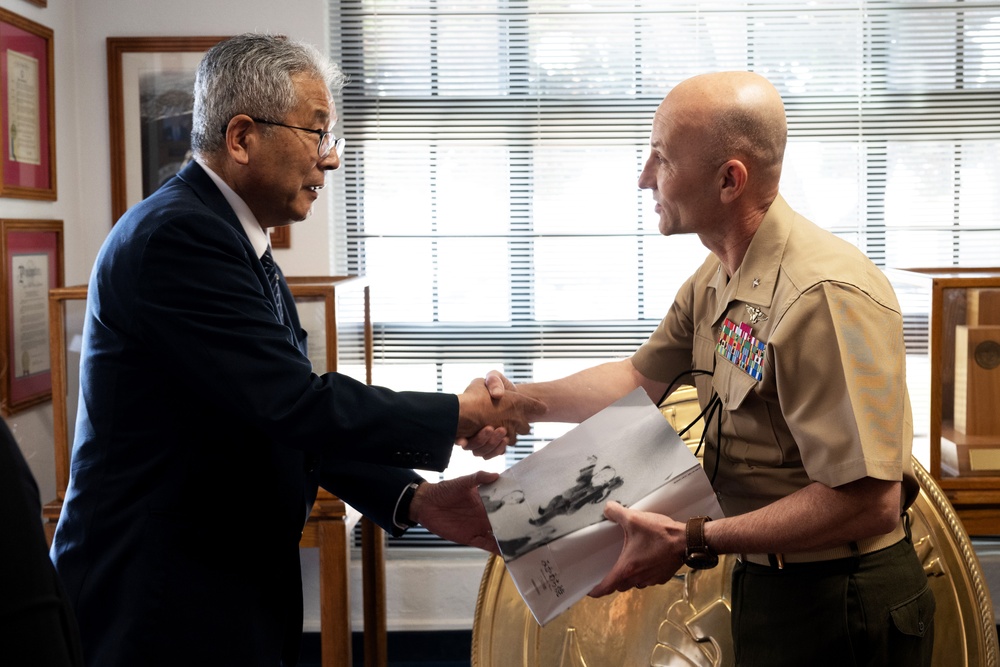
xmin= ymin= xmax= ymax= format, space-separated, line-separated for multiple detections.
xmin=684 ymin=515 xmax=718 ymax=569
xmin=686 ymin=515 xmax=711 ymax=552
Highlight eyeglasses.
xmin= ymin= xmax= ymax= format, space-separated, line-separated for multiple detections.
xmin=247 ymin=118 xmax=346 ymax=160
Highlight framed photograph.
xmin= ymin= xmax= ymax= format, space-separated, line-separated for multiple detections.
xmin=107 ymin=36 xmax=228 ymax=223
xmin=107 ymin=36 xmax=293 ymax=248
xmin=0 ymin=8 xmax=55 ymax=200
xmin=0 ymin=219 xmax=63 ymax=415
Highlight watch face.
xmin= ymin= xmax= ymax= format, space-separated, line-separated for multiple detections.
xmin=685 ymin=551 xmax=719 ymax=570
xmin=685 ymin=516 xmax=717 ymax=569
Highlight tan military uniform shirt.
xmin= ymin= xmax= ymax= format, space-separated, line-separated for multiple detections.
xmin=633 ymin=194 xmax=918 ymax=518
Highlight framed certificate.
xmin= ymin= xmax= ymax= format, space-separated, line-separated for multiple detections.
xmin=0 ymin=8 xmax=55 ymax=200
xmin=0 ymin=218 xmax=63 ymax=414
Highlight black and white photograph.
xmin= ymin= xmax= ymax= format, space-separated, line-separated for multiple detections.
xmin=480 ymin=388 xmax=698 ymax=563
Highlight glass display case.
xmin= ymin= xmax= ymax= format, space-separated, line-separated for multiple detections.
xmin=44 ymin=276 xmax=372 ymax=518
xmin=889 ymin=268 xmax=1000 ymax=535
xmin=44 ymin=276 xmax=384 ymax=667
xmin=284 ymin=275 xmax=372 ymax=384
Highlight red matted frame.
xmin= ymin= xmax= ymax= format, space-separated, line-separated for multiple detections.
xmin=0 ymin=8 xmax=56 ymax=200
xmin=0 ymin=219 xmax=63 ymax=414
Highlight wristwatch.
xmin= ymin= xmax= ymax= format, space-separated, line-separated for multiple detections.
xmin=393 ymin=481 xmax=421 ymax=530
xmin=684 ymin=516 xmax=719 ymax=570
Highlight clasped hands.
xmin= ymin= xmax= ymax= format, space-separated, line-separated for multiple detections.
xmin=455 ymin=371 xmax=542 ymax=459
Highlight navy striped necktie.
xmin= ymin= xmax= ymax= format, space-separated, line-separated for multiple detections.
xmin=260 ymin=247 xmax=284 ymax=325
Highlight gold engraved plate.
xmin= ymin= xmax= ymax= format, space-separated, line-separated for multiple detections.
xmin=472 ymin=455 xmax=999 ymax=666
xmin=969 ymin=449 xmax=1000 ymax=471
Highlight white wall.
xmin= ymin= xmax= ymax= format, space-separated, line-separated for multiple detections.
xmin=0 ymin=0 xmax=483 ymax=634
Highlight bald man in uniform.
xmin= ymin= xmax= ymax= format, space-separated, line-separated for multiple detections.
xmin=469 ymin=71 xmax=934 ymax=666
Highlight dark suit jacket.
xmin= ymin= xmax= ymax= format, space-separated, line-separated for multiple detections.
xmin=50 ymin=161 xmax=457 ymax=666
xmin=0 ymin=419 xmax=84 ymax=667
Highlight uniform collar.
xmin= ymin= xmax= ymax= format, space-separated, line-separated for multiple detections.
xmin=733 ymin=193 xmax=792 ymax=308
xmin=709 ymin=193 xmax=793 ymax=322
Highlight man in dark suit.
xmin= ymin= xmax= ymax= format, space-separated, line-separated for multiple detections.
xmin=0 ymin=417 xmax=84 ymax=667
xmin=49 ymin=33 xmax=542 ymax=667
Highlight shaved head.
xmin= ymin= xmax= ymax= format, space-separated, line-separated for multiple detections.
xmin=639 ymin=71 xmax=789 ymax=265
xmin=660 ymin=71 xmax=787 ymax=191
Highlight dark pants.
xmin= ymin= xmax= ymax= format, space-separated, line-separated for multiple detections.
xmin=731 ymin=538 xmax=934 ymax=667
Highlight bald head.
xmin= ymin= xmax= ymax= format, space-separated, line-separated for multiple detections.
xmin=660 ymin=71 xmax=787 ymax=193
xmin=638 ymin=71 xmax=788 ymax=265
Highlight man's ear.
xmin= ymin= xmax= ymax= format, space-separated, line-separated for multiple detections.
xmin=718 ymin=159 xmax=748 ymax=203
xmin=222 ymin=115 xmax=255 ymax=166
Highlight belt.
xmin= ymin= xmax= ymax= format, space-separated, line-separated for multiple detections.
xmin=739 ymin=521 xmax=907 ymax=569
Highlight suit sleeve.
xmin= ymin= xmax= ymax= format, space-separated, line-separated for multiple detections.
xmin=317 ymin=460 xmax=422 ymax=536
xmin=119 ymin=210 xmax=457 ymax=471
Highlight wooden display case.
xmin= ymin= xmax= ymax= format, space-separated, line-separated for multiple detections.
xmin=43 ymin=276 xmax=388 ymax=667
xmin=889 ymin=268 xmax=1000 ymax=535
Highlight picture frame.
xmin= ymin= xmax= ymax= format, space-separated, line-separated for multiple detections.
xmin=107 ymin=37 xmax=224 ymax=219
xmin=0 ymin=218 xmax=63 ymax=415
xmin=107 ymin=35 xmax=294 ymax=248
xmin=271 ymin=224 xmax=290 ymax=249
xmin=0 ymin=8 xmax=55 ymax=200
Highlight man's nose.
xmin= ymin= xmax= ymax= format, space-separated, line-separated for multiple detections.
xmin=637 ymin=159 xmax=654 ymax=189
xmin=319 ymin=151 xmax=341 ymax=171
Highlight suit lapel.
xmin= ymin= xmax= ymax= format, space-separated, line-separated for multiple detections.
xmin=175 ymin=161 xmax=245 ymax=238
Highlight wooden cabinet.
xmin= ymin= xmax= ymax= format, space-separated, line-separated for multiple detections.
xmin=889 ymin=268 xmax=1000 ymax=535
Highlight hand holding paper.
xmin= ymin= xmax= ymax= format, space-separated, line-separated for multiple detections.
xmin=478 ymin=388 xmax=723 ymax=626
xmin=587 ymin=500 xmax=687 ymax=597
xmin=412 ymin=471 xmax=502 ymax=555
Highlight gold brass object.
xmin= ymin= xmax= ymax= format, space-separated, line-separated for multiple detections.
xmin=472 ymin=387 xmax=998 ymax=667
xmin=658 ymin=385 xmax=705 ymax=454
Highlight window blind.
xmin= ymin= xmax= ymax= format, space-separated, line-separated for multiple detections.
xmin=329 ymin=0 xmax=1000 ymax=547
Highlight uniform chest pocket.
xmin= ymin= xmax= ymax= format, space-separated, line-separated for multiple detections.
xmin=711 ymin=352 xmax=788 ymax=467
xmin=711 ymin=354 xmax=757 ymax=411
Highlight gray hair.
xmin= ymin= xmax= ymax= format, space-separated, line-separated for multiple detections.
xmin=190 ymin=33 xmax=346 ymax=156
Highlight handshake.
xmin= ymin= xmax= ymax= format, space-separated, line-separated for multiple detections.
xmin=455 ymin=372 xmax=544 ymax=459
